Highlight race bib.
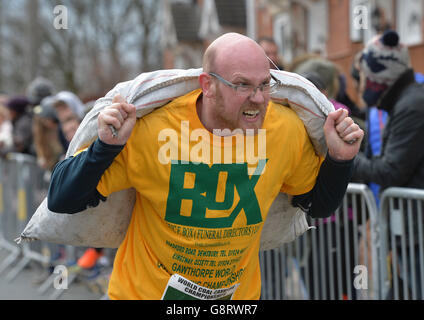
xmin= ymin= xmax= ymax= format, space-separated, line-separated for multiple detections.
xmin=161 ymin=274 xmax=239 ymax=300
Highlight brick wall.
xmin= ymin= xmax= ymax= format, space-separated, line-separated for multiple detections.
xmin=325 ymin=0 xmax=424 ymax=104
xmin=326 ymin=0 xmax=361 ymax=102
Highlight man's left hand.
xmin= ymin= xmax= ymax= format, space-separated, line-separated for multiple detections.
xmin=323 ymin=108 xmax=364 ymax=161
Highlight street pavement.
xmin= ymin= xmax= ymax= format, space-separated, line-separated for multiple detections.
xmin=0 ymin=250 xmax=105 ymax=300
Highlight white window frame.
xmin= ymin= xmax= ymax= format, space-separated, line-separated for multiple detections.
xmin=397 ymin=0 xmax=423 ymax=46
xmin=273 ymin=13 xmax=293 ymax=64
xmin=350 ymin=0 xmax=374 ymax=43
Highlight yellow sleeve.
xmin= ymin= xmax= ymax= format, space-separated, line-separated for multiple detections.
xmin=280 ymin=128 xmax=324 ymax=195
xmin=96 ymin=145 xmax=132 ymax=197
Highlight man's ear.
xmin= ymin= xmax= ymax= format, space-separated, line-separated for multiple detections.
xmin=199 ymin=73 xmax=214 ymax=98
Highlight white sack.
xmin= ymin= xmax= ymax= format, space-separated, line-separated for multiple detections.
xmin=17 ymin=68 xmax=334 ymax=251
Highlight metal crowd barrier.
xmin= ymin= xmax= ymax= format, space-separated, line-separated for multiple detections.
xmin=0 ymin=153 xmax=115 ymax=299
xmin=2 ymin=153 xmax=51 ymax=282
xmin=2 ymin=153 xmax=424 ymax=300
xmin=260 ymin=183 xmax=380 ymax=300
xmin=378 ymin=187 xmax=424 ymax=300
xmin=0 ymin=154 xmax=21 ymax=274
xmin=0 ymin=153 xmax=49 ymax=277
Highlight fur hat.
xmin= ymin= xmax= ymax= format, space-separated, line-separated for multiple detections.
xmin=360 ymin=30 xmax=410 ymax=106
xmin=361 ymin=30 xmax=410 ymax=86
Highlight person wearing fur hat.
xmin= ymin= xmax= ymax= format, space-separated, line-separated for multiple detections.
xmin=353 ymin=30 xmax=424 ymax=299
xmin=353 ymin=30 xmax=424 ymax=191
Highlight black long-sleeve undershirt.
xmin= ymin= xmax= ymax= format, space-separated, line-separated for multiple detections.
xmin=291 ymin=154 xmax=354 ymax=218
xmin=47 ymin=139 xmax=124 ymax=213
xmin=47 ymin=138 xmax=354 ymax=218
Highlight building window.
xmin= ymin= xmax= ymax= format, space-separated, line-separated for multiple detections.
xmin=397 ymin=0 xmax=423 ymax=46
xmin=350 ymin=0 xmax=396 ymax=44
xmin=273 ymin=13 xmax=292 ymax=64
xmin=290 ymin=2 xmax=308 ymax=58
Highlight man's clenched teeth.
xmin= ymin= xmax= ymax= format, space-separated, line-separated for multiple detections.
xmin=242 ymin=110 xmax=260 ymax=118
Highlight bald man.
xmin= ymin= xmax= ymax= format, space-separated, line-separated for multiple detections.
xmin=48 ymin=33 xmax=363 ymax=300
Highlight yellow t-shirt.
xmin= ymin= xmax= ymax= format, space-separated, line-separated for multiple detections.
xmin=97 ymin=89 xmax=323 ymax=300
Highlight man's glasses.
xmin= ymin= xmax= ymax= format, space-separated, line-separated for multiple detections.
xmin=209 ymin=72 xmax=278 ymax=97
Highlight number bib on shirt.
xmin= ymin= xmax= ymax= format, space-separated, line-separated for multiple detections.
xmin=161 ymin=274 xmax=239 ymax=300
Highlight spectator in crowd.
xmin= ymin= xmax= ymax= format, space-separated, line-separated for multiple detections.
xmin=336 ymin=73 xmax=366 ymax=123
xmin=0 ymin=94 xmax=8 ymax=107
xmin=77 ymin=247 xmax=104 ymax=270
xmin=54 ymin=91 xmax=86 ymax=123
xmin=32 ymin=90 xmax=86 ymax=170
xmin=350 ymin=51 xmax=367 ymax=112
xmin=350 ymin=51 xmax=386 ymax=197
xmin=2 ymin=96 xmax=34 ymax=156
xmin=293 ymin=57 xmax=351 ymax=114
xmin=43 ymin=91 xmax=86 ymax=151
xmin=0 ymin=100 xmax=13 ymax=153
xmin=61 ymin=113 xmax=82 ymax=143
xmin=349 ymin=46 xmax=387 ymax=300
xmin=415 ymin=72 xmax=424 ymax=84
xmin=32 ymin=97 xmax=64 ymax=171
xmin=26 ymin=77 xmax=55 ymax=108
xmin=258 ymin=36 xmax=285 ymax=70
xmin=294 ymin=58 xmax=340 ymax=99
xmin=293 ymin=56 xmax=376 ymax=299
xmin=353 ymin=30 xmax=424 ymax=190
xmin=53 ymin=93 xmax=104 ymax=271
xmin=354 ymin=30 xmax=424 ymax=299
xmin=288 ymin=53 xmax=321 ymax=73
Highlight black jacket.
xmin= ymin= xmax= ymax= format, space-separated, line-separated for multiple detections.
xmin=353 ymin=69 xmax=424 ymax=190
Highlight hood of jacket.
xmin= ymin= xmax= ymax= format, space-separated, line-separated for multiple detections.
xmin=377 ymin=69 xmax=416 ymax=113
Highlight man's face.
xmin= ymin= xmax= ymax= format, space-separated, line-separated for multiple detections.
xmin=62 ymin=117 xmax=80 ymax=142
xmin=201 ymin=34 xmax=273 ymax=134
xmin=211 ymin=71 xmax=270 ymax=134
xmin=55 ymin=103 xmax=74 ymax=124
xmin=260 ymin=41 xmax=280 ymax=69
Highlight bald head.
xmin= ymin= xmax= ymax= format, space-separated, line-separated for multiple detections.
xmin=203 ymin=33 xmax=269 ymax=74
xmin=198 ymin=33 xmax=271 ymax=134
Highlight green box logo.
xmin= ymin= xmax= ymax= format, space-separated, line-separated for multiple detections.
xmin=165 ymin=160 xmax=266 ymax=228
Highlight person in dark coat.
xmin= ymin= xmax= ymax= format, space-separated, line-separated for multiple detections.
xmin=3 ymin=96 xmax=34 ymax=156
xmin=353 ymin=30 xmax=424 ymax=299
xmin=353 ymin=30 xmax=424 ymax=190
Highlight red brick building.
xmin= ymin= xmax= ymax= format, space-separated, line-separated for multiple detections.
xmin=161 ymin=0 xmax=424 ymax=102
xmin=326 ymin=0 xmax=424 ymax=100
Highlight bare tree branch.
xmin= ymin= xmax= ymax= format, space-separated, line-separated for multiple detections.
xmin=0 ymin=0 xmax=162 ymax=97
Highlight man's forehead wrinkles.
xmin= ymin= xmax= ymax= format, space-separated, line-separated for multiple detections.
xmin=230 ymin=72 xmax=271 ymax=83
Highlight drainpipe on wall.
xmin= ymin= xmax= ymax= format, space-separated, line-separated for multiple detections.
xmin=246 ymin=0 xmax=256 ymax=40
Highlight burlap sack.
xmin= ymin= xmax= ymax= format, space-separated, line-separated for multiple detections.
xmin=17 ymin=68 xmax=333 ymax=251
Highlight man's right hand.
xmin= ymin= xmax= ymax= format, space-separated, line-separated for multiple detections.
xmin=98 ymin=94 xmax=137 ymax=145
